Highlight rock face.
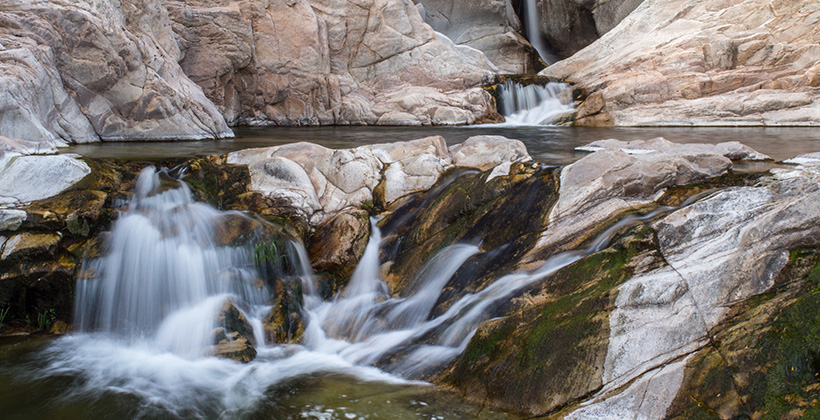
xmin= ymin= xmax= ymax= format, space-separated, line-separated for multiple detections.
xmin=414 ymin=0 xmax=542 ymax=74
xmin=543 ymin=0 xmax=820 ymax=126
xmin=527 ymin=137 xmax=758 ymax=257
xmin=0 ymin=0 xmax=231 ymax=142
xmin=167 ymin=0 xmax=497 ymax=126
xmin=535 ymin=0 xmax=644 ymax=57
xmin=227 ymin=135 xmax=531 ymax=222
xmin=566 ymin=160 xmax=820 ymax=419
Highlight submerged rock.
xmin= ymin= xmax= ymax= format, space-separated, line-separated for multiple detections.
xmin=544 ymin=0 xmax=820 ymax=126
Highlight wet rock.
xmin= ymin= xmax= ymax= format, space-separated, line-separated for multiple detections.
xmin=0 ymin=155 xmax=91 ymax=206
xmin=0 ymin=0 xmax=231 ymax=142
xmin=562 ymin=164 xmax=820 ymax=418
xmin=543 ymin=0 xmax=820 ymax=126
xmin=167 ymin=0 xmax=496 ymax=126
xmin=263 ymin=279 xmax=305 ymax=344
xmin=308 ymin=208 xmax=370 ymax=285
xmin=440 ymin=223 xmax=658 ymax=415
xmin=0 ymin=210 xmax=26 ymax=232
xmin=0 ymin=233 xmax=60 ymax=263
xmin=213 ymin=299 xmax=257 ymax=363
xmin=24 ymin=190 xmax=109 ymax=234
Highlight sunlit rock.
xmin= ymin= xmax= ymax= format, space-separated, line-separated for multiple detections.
xmin=544 ymin=0 xmax=820 ymax=126
xmin=0 ymin=155 xmax=91 ymax=206
xmin=0 ymin=0 xmax=231 ymax=142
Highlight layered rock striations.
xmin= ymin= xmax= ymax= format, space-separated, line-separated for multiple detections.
xmin=544 ymin=0 xmax=820 ymax=126
xmin=167 ymin=0 xmax=498 ymax=126
xmin=0 ymin=0 xmax=231 ymax=142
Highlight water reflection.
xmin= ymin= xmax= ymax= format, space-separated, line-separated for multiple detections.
xmin=63 ymin=126 xmax=820 ymax=164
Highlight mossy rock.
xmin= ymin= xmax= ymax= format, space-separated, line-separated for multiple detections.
xmin=182 ymin=155 xmax=251 ymax=210
xmin=263 ymin=278 xmax=305 ymax=344
xmin=438 ymin=222 xmax=659 ymax=416
xmin=379 ymin=163 xmax=555 ymax=299
xmin=666 ymin=247 xmax=820 ymax=420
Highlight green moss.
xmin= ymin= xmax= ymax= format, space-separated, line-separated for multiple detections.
xmin=668 ymin=247 xmax=820 ymax=419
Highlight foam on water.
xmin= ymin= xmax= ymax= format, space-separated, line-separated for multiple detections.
xmin=497 ymin=80 xmax=575 ymax=126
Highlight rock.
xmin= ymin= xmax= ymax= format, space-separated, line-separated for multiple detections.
xmin=0 ymin=0 xmax=231 ymax=142
xmin=0 ymin=209 xmax=25 ymax=232
xmin=543 ymin=0 xmax=820 ymax=126
xmin=228 ymin=136 xmax=533 ymax=221
xmin=0 ymin=233 xmax=60 ymax=263
xmin=308 ymin=208 xmax=370 ymax=282
xmin=528 ymin=144 xmax=735 ymax=256
xmin=576 ymin=137 xmax=772 ymax=161
xmin=166 ymin=0 xmax=496 ymax=126
xmin=0 ymin=155 xmax=91 ymax=206
xmin=565 ymin=165 xmax=820 ymax=418
xmin=785 ymin=152 xmax=820 ymax=167
xmin=449 ymin=135 xmax=531 ymax=171
xmin=212 ymin=332 xmax=256 ymax=363
xmin=534 ymin=0 xmax=644 ymax=58
xmin=415 ymin=0 xmax=541 ymax=73
xmin=212 ymin=299 xmax=257 ymax=362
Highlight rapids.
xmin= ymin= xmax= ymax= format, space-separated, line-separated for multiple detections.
xmin=3 ymin=164 xmax=712 ymax=419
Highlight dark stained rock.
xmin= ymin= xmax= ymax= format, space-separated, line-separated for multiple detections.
xmin=308 ymin=208 xmax=370 ymax=297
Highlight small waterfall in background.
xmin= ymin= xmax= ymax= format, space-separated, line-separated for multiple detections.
xmin=497 ymin=80 xmax=575 ymax=126
xmin=523 ymin=0 xmax=558 ymax=64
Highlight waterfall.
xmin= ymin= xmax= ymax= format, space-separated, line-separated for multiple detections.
xmin=31 ymin=166 xmax=707 ymax=417
xmin=522 ymin=0 xmax=558 ymax=64
xmin=74 ymin=167 xmax=270 ymax=357
xmin=497 ymin=80 xmax=575 ymax=126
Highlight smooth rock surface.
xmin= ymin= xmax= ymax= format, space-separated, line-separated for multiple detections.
xmin=168 ymin=0 xmax=496 ymax=126
xmin=0 ymin=155 xmax=91 ymax=206
xmin=415 ymin=0 xmax=541 ymax=73
xmin=569 ymin=163 xmax=820 ymax=418
xmin=543 ymin=0 xmax=820 ymax=126
xmin=535 ymin=0 xmax=644 ymax=57
xmin=576 ymin=137 xmax=772 ymax=161
xmin=227 ymin=136 xmax=532 ymax=222
xmin=530 ymin=143 xmax=735 ymax=254
xmin=0 ymin=0 xmax=231 ymax=142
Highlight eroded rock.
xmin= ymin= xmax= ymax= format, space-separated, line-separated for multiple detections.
xmin=543 ymin=0 xmax=820 ymax=126
xmin=227 ymin=136 xmax=533 ymax=222
xmin=0 ymin=0 xmax=231 ymax=142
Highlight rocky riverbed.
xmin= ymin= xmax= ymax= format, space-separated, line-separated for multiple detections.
xmin=2 ymin=134 xmax=819 ymax=418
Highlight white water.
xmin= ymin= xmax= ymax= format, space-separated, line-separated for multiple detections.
xmin=522 ymin=0 xmax=558 ymax=64
xmin=33 ymin=166 xmax=694 ymax=417
xmin=498 ymin=80 xmax=575 ymax=126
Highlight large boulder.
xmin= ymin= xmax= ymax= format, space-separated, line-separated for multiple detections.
xmin=166 ymin=0 xmax=497 ymax=126
xmin=0 ymin=0 xmax=231 ymax=143
xmin=414 ymin=0 xmax=542 ymax=73
xmin=226 ymin=136 xmax=532 ymax=222
xmin=543 ymin=0 xmax=820 ymax=126
xmin=526 ymin=138 xmax=762 ymax=257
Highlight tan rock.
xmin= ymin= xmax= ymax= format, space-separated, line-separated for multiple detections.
xmin=0 ymin=0 xmax=231 ymax=141
xmin=543 ymin=0 xmax=820 ymax=126
xmin=167 ymin=0 xmax=496 ymax=126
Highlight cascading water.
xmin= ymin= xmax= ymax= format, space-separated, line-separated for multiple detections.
xmin=74 ymin=167 xmax=269 ymax=357
xmin=15 ymin=165 xmax=710 ymax=418
xmin=522 ymin=0 xmax=558 ymax=64
xmin=497 ymin=80 xmax=575 ymax=126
